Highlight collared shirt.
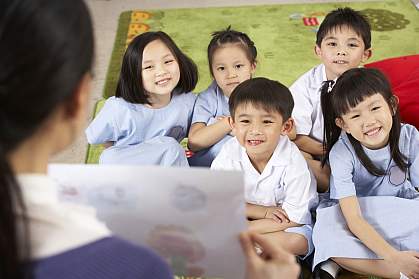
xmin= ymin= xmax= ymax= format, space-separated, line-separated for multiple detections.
xmin=211 ymin=136 xmax=318 ymax=225
xmin=329 ymin=124 xmax=419 ymax=200
xmin=17 ymin=174 xmax=110 ymax=259
xmin=290 ymin=64 xmax=327 ymax=142
xmin=86 ymin=92 xmax=197 ymax=146
xmin=191 ymin=81 xmax=230 ymax=125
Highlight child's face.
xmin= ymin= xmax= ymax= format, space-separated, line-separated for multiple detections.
xmin=141 ymin=39 xmax=180 ymax=97
xmin=211 ymin=43 xmax=256 ymax=97
xmin=231 ymin=103 xmax=291 ymax=162
xmin=315 ymin=25 xmax=371 ymax=80
xmin=336 ymin=93 xmax=394 ymax=150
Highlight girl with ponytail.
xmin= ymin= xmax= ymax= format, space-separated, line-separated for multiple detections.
xmin=0 ymin=1 xmax=301 ymax=278
xmin=313 ymin=68 xmax=419 ymax=279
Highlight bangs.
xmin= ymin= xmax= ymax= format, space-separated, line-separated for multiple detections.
xmin=332 ymin=68 xmax=393 ymax=117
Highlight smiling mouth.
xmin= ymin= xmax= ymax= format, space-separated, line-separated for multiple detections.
xmin=364 ymin=127 xmax=381 ymax=136
xmin=226 ymin=82 xmax=239 ymax=87
xmin=155 ymin=78 xmax=171 ymax=85
xmin=333 ymin=60 xmax=348 ymax=64
xmin=247 ymin=140 xmax=264 ymax=146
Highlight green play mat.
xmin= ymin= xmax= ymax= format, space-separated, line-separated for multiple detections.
xmin=85 ymin=0 xmax=419 ymax=164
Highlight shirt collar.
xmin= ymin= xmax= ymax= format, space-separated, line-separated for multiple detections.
xmin=17 ymin=174 xmax=111 ymax=259
xmin=309 ymin=63 xmax=328 ymax=90
xmin=230 ymin=136 xmax=292 ymax=167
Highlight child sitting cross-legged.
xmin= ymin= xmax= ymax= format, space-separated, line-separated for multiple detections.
xmin=211 ymin=77 xmax=318 ymax=259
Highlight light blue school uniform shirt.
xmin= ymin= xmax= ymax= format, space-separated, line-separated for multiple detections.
xmin=86 ymin=92 xmax=196 ymax=166
xmin=312 ymin=124 xmax=419 ymax=268
xmin=330 ymin=124 xmax=419 ymax=200
xmin=188 ymin=81 xmax=232 ymax=167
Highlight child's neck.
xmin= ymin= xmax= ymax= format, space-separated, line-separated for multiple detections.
xmin=248 ymin=152 xmax=273 ymax=174
xmin=325 ymin=68 xmax=338 ymax=81
xmin=146 ymin=93 xmax=172 ymax=109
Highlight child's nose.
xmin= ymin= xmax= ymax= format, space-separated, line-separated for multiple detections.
xmin=227 ymin=68 xmax=238 ymax=78
xmin=337 ymin=48 xmax=348 ymax=56
xmin=155 ymin=64 xmax=167 ymax=76
xmin=249 ymin=123 xmax=262 ymax=134
xmin=364 ymin=113 xmax=377 ymax=126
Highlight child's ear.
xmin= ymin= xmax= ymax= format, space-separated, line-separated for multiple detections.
xmin=362 ymin=48 xmax=372 ymax=63
xmin=390 ymin=95 xmax=399 ymax=116
xmin=281 ymin=118 xmax=294 ymax=136
xmin=314 ymin=45 xmax=322 ymax=58
xmin=250 ymin=62 xmax=257 ymax=75
xmin=335 ymin=117 xmax=349 ymax=133
xmin=228 ymin=116 xmax=235 ymax=130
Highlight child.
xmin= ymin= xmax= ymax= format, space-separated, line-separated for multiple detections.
xmin=211 ymin=78 xmax=318 ymax=259
xmin=313 ymin=68 xmax=419 ymax=278
xmin=187 ymin=26 xmax=257 ymax=167
xmin=290 ymin=7 xmax=372 ymax=192
xmin=86 ymin=31 xmax=198 ymax=166
xmin=0 ymin=0 xmax=301 ymax=277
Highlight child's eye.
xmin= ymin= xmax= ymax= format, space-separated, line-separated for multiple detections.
xmin=350 ymin=114 xmax=360 ymax=119
xmin=143 ymin=65 xmax=153 ymax=70
xmin=372 ymin=106 xmax=381 ymax=111
xmin=235 ymin=64 xmax=244 ymax=69
xmin=240 ymin=119 xmax=250 ymax=124
xmin=165 ymin=59 xmax=174 ymax=64
xmin=263 ymin=120 xmax=273 ymax=124
xmin=217 ymin=66 xmax=225 ymax=71
xmin=348 ymin=43 xmax=359 ymax=48
xmin=327 ymin=42 xmax=337 ymax=47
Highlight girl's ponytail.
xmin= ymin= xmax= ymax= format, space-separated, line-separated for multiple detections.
xmin=320 ymin=80 xmax=340 ymax=167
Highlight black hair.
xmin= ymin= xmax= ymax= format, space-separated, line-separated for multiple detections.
xmin=115 ymin=31 xmax=198 ymax=104
xmin=316 ymin=7 xmax=371 ymax=49
xmin=207 ymin=26 xmax=257 ymax=77
xmin=229 ymin=77 xmax=294 ymax=121
xmin=321 ymin=68 xmax=407 ymax=176
xmin=0 ymin=0 xmax=94 ymax=278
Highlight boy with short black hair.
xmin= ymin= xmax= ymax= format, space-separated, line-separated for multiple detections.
xmin=290 ymin=7 xmax=372 ymax=192
xmin=211 ymin=77 xmax=318 ymax=259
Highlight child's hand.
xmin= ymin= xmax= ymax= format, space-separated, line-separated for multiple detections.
xmin=392 ymin=250 xmax=419 ymax=279
xmin=216 ymin=115 xmax=234 ymax=135
xmin=240 ymin=232 xmax=300 ymax=279
xmin=216 ymin=115 xmax=230 ymax=125
xmin=264 ymin=206 xmax=290 ymax=223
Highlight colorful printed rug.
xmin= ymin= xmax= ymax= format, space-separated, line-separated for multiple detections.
xmin=85 ymin=0 xmax=419 ymax=165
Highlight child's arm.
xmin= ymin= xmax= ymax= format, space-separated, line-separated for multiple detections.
xmin=340 ymin=196 xmax=419 ymax=276
xmin=187 ymin=117 xmax=231 ymax=152
xmin=246 ymin=203 xmax=300 ymax=234
xmin=85 ymin=98 xmax=119 ymax=145
xmin=294 ymin=135 xmax=323 ymax=156
xmin=246 ymin=203 xmax=289 ymax=222
xmin=248 ymin=219 xmax=302 ymax=234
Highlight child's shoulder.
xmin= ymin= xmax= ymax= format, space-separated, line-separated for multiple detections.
xmin=269 ymin=137 xmax=306 ymax=167
xmin=290 ymin=63 xmax=326 ymax=92
xmin=329 ymin=132 xmax=357 ymax=163
xmin=401 ymin=123 xmax=419 ymax=137
xmin=197 ymin=81 xmax=220 ymax=98
xmin=173 ymin=91 xmax=197 ymax=104
xmin=102 ymin=96 xmax=137 ymax=113
xmin=211 ymin=137 xmax=241 ymax=169
xmin=399 ymin=123 xmax=419 ymax=151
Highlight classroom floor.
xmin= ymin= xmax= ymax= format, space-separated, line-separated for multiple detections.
xmin=50 ymin=0 xmax=383 ymax=164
